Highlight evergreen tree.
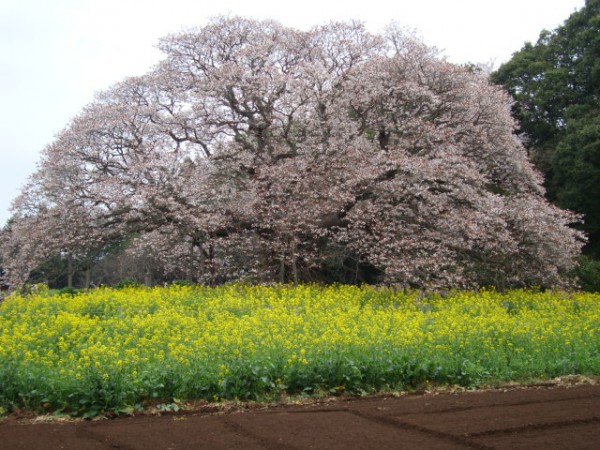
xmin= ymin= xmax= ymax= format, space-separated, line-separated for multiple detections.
xmin=491 ymin=0 xmax=600 ymax=256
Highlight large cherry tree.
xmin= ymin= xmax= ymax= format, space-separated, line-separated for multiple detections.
xmin=0 ymin=17 xmax=585 ymax=289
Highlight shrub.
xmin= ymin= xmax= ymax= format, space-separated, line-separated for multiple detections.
xmin=115 ymin=279 xmax=142 ymax=289
xmin=57 ymin=286 xmax=81 ymax=297
xmin=171 ymin=279 xmax=194 ymax=287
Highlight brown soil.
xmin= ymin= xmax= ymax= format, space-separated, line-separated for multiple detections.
xmin=1 ymin=379 xmax=599 ymax=449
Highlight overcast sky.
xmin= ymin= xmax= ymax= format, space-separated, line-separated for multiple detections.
xmin=0 ymin=0 xmax=585 ymax=227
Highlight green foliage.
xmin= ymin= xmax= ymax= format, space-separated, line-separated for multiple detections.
xmin=57 ymin=286 xmax=82 ymax=297
xmin=115 ymin=279 xmax=143 ymax=289
xmin=575 ymin=256 xmax=600 ymax=292
xmin=171 ymin=279 xmax=194 ymax=287
xmin=552 ymin=115 xmax=600 ymax=252
xmin=491 ymin=0 xmax=600 ymax=256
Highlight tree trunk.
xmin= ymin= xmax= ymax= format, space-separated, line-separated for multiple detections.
xmin=67 ymin=252 xmax=74 ymax=288
xmin=291 ymin=242 xmax=298 ymax=284
xmin=144 ymin=267 xmax=152 ymax=286
xmin=84 ymin=267 xmax=91 ymax=289
xmin=198 ymin=244 xmax=206 ymax=284
xmin=188 ymin=240 xmax=195 ymax=282
xmin=279 ymin=249 xmax=285 ymax=284
xmin=208 ymin=244 xmax=215 ymax=286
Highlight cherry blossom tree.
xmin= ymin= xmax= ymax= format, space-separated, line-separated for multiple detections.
xmin=0 ymin=17 xmax=585 ymax=290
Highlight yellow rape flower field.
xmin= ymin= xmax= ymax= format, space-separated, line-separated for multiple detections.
xmin=0 ymin=284 xmax=599 ymax=418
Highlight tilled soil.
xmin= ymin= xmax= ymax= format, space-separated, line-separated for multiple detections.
xmin=1 ymin=382 xmax=599 ymax=449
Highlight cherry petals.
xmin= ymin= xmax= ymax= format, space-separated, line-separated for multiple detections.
xmin=0 ymin=17 xmax=585 ymax=289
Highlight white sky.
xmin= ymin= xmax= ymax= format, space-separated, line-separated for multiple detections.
xmin=0 ymin=0 xmax=585 ymax=227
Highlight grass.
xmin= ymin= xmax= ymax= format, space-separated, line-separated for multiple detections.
xmin=0 ymin=284 xmax=599 ymax=418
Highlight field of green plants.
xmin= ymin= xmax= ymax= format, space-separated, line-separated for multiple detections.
xmin=0 ymin=284 xmax=599 ymax=418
